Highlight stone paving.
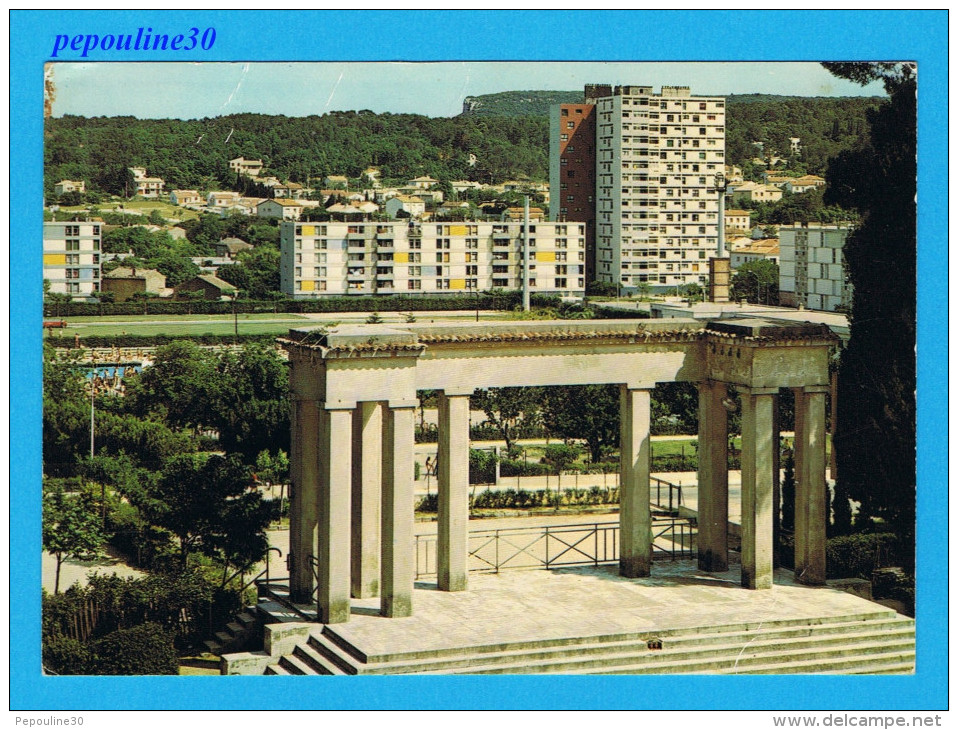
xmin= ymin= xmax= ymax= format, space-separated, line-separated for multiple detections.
xmin=328 ymin=560 xmax=886 ymax=658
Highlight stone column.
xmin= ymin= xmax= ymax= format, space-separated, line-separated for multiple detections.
xmin=620 ymin=386 xmax=652 ymax=578
xmin=317 ymin=406 xmax=353 ymax=623
xmin=351 ymin=401 xmax=382 ymax=599
xmin=772 ymin=392 xmax=781 ymax=568
xmin=437 ymin=392 xmax=471 ymax=592
xmin=697 ymin=381 xmax=729 ymax=572
xmin=794 ymin=386 xmax=828 ymax=585
xmin=740 ymin=387 xmax=776 ymax=589
xmin=289 ymin=398 xmax=320 ymax=603
xmin=381 ymin=404 xmax=416 ymax=617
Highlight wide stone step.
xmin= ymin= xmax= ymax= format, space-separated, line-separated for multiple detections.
xmin=264 ymin=663 xmax=291 ymax=675
xmin=307 ymin=635 xmax=360 ymax=675
xmin=589 ymin=642 xmax=916 ymax=676
xmin=325 ymin=609 xmax=901 ymax=668
xmin=226 ymin=622 xmax=246 ymax=638
xmin=366 ymin=620 xmax=913 ymax=675
xmin=278 ymin=653 xmax=313 ymax=675
xmin=236 ymin=611 xmax=258 ymax=629
xmin=426 ymin=632 xmax=915 ymax=676
xmin=203 ymin=639 xmax=222 ymax=655
xmin=293 ymin=643 xmax=346 ymax=675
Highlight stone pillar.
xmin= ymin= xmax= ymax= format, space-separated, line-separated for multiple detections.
xmin=317 ymin=406 xmax=353 ymax=623
xmin=771 ymin=392 xmax=781 ymax=568
xmin=697 ymin=381 xmax=728 ymax=572
xmin=437 ymin=392 xmax=470 ymax=592
xmin=829 ymin=369 xmax=838 ymax=481
xmin=620 ymin=386 xmax=652 ymax=578
xmin=794 ymin=386 xmax=828 ymax=585
xmin=740 ymin=387 xmax=776 ymax=589
xmin=381 ymin=404 xmax=416 ymax=617
xmin=351 ymin=401 xmax=382 ymax=599
xmin=289 ymin=398 xmax=320 ymax=604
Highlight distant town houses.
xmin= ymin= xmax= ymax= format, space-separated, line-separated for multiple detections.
xmin=785 ymin=175 xmax=826 ymax=194
xmin=101 ymin=266 xmax=168 ymax=302
xmin=130 ymin=167 xmax=165 ymax=198
xmin=55 ymin=179 xmax=86 ymax=195
xmin=215 ymin=237 xmax=254 ymax=259
xmin=174 ymin=274 xmax=237 ymax=301
xmin=229 ymin=156 xmax=264 ymax=177
xmin=208 ymin=191 xmax=241 ymax=208
xmin=384 ymin=195 xmax=426 ymax=219
xmin=730 ymin=238 xmax=780 ymax=269
xmin=324 ymin=175 xmax=349 ymax=188
xmin=257 ymin=198 xmax=305 ymax=220
xmin=271 ymin=182 xmax=306 ymax=199
xmin=169 ymin=189 xmax=202 ymax=206
xmin=730 ymin=181 xmax=783 ymax=203
xmin=724 ymin=209 xmax=753 ymax=234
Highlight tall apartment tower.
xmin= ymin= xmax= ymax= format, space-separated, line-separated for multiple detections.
xmin=550 ymin=100 xmax=596 ymax=281
xmin=551 ymin=85 xmax=726 ymax=291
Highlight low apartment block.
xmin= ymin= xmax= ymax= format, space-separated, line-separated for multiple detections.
xmin=280 ymin=220 xmax=586 ymax=298
xmin=43 ymin=221 xmax=102 ymax=299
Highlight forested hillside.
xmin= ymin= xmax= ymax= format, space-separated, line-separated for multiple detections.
xmin=460 ymin=90 xmax=582 ymax=117
xmin=44 ymin=93 xmax=884 ymax=197
xmin=44 ymin=112 xmax=549 ymax=195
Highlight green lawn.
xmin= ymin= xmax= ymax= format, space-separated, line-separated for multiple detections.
xmin=67 ymin=313 xmax=312 ymax=323
xmin=61 ymin=199 xmax=201 ymax=221
xmin=55 ymin=319 xmax=320 ymax=339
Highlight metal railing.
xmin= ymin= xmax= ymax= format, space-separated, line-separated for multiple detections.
xmin=651 ymin=476 xmax=684 ymax=513
xmin=415 ymin=518 xmax=695 ymax=579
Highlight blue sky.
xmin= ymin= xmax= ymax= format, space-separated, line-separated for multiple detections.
xmin=49 ymin=61 xmax=887 ymax=120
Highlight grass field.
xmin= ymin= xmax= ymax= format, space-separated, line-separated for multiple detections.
xmin=60 ymin=199 xmax=201 ymax=222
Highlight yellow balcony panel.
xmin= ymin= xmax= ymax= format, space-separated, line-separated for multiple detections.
xmin=449 ymin=225 xmax=468 ymax=236
xmin=300 ymin=280 xmax=315 ymax=292
xmin=450 ymin=279 xmax=466 ymax=290
xmin=536 ymin=251 xmax=556 ymax=262
xmin=44 ymin=254 xmax=66 ymax=265
xmin=301 ymin=225 xmax=316 ymax=236
xmin=394 ymin=252 xmax=409 ymax=263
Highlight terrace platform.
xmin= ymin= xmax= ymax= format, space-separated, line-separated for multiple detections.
xmin=222 ymin=558 xmax=914 ymax=675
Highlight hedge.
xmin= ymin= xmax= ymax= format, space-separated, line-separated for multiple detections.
xmin=44 ymin=291 xmax=567 ymax=318
xmin=415 ymin=485 xmax=620 ymax=513
xmin=87 ymin=622 xmax=180 ymax=675
xmin=778 ymin=531 xmax=902 ymax=580
xmin=48 ymin=333 xmax=278 ymax=350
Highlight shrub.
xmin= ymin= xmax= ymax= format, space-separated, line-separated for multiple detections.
xmin=87 ymin=622 xmax=179 ymax=675
xmin=825 ymin=532 xmax=900 ymax=579
xmin=43 ymin=635 xmax=90 ymax=675
xmin=469 ymin=449 xmax=498 ymax=485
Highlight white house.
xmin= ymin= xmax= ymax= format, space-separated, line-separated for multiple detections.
xmin=384 ymin=195 xmax=426 ymax=219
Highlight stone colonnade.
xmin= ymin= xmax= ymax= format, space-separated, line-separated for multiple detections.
xmin=282 ymin=319 xmax=835 ymax=623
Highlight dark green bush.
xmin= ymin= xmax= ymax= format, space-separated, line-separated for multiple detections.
xmin=44 ymin=291 xmax=566 ymax=319
xmin=469 ymin=449 xmax=498 ymax=485
xmin=43 ymin=635 xmax=90 ymax=675
xmin=87 ymin=622 xmax=179 ymax=675
xmin=825 ymin=532 xmax=900 ymax=579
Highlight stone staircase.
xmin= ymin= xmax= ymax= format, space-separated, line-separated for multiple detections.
xmin=203 ymin=608 xmax=260 ymax=656
xmin=263 ymin=609 xmax=914 ymax=676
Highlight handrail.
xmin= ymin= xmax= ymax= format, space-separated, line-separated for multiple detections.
xmin=415 ymin=517 xmax=695 ymax=578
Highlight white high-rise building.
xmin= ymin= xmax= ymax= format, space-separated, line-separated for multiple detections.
xmin=591 ymin=85 xmax=726 ymax=291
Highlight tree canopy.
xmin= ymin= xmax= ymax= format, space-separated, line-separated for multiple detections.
xmin=822 ymin=63 xmax=916 ymax=566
